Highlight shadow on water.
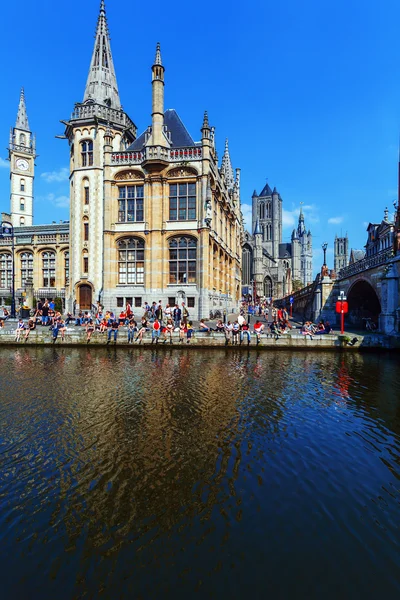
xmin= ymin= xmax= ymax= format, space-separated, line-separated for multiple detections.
xmin=0 ymin=348 xmax=399 ymax=599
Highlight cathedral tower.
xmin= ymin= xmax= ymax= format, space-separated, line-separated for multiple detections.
xmin=8 ymin=88 xmax=36 ymax=227
xmin=334 ymin=234 xmax=349 ymax=272
xmin=63 ymin=0 xmax=137 ymax=310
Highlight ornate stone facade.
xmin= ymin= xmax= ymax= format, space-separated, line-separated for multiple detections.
xmin=0 ymin=2 xmax=243 ymax=317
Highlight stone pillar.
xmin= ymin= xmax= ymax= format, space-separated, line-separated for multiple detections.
xmin=25 ymin=277 xmax=34 ymax=310
xmin=379 ymin=261 xmax=399 ymax=334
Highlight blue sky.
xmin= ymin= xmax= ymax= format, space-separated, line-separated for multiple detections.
xmin=1 ymin=0 xmax=399 ymax=273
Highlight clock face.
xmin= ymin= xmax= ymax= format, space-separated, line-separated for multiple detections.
xmin=16 ymin=158 xmax=29 ymax=171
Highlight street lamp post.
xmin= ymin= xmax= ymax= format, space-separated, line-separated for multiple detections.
xmin=322 ymin=242 xmax=328 ymax=266
xmin=0 ymin=221 xmax=16 ymax=318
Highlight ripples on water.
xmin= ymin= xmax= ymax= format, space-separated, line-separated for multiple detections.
xmin=0 ymin=348 xmax=399 ymax=599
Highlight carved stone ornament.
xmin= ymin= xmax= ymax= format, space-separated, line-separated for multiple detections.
xmin=115 ymin=170 xmax=144 ymax=181
xmin=168 ymin=167 xmax=198 ymax=178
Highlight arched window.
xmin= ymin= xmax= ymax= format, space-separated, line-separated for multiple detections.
xmin=266 ymin=202 xmax=272 ymax=218
xmin=264 ymin=276 xmax=273 ymax=298
xmin=83 ymin=221 xmax=89 ymax=241
xmin=0 ymin=253 xmax=12 ymax=289
xmin=20 ymin=217 xmax=25 ymax=226
xmin=260 ymin=203 xmax=265 ymax=219
xmin=83 ymin=180 xmax=90 ymax=205
xmin=81 ymin=140 xmax=93 ymax=167
xmin=83 ymin=252 xmax=88 ymax=274
xmin=64 ymin=252 xmax=69 ymax=286
xmin=169 ymin=236 xmax=197 ymax=284
xmin=20 ymin=198 xmax=25 ymax=211
xmin=242 ymin=246 xmax=252 ymax=286
xmin=20 ymin=252 xmax=33 ymax=285
xmin=42 ymin=252 xmax=55 ymax=287
xmin=118 ymin=185 xmax=144 ymax=222
xmin=20 ymin=179 xmax=25 ymax=192
xmin=118 ymin=238 xmax=144 ymax=284
xmin=20 ymin=133 xmax=26 ymax=146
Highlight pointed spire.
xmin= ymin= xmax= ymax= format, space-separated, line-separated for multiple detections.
xmin=154 ymin=42 xmax=162 ymax=66
xmin=221 ymin=138 xmax=234 ymax=189
xmin=202 ymin=110 xmax=210 ymax=129
xmin=15 ymin=88 xmax=30 ymax=131
xmin=253 ymin=217 xmax=262 ymax=236
xmin=83 ymin=0 xmax=121 ymax=109
xmin=252 ymin=189 xmax=258 ymax=197
xmin=272 ymin=186 xmax=278 ymax=195
xmin=384 ymin=206 xmax=389 ymax=222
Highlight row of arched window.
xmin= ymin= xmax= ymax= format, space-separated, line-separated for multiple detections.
xmin=259 ymin=202 xmax=272 ymax=220
xmin=0 ymin=251 xmax=69 ymax=289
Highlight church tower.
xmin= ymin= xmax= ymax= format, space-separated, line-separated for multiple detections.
xmin=334 ymin=234 xmax=348 ymax=272
xmin=8 ymin=88 xmax=36 ymax=227
xmin=63 ymin=0 xmax=137 ymax=311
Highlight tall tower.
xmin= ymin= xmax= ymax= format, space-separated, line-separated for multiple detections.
xmin=296 ymin=206 xmax=313 ymax=285
xmin=8 ymin=88 xmax=36 ymax=227
xmin=334 ymin=234 xmax=349 ymax=272
xmin=63 ymin=0 xmax=136 ymax=310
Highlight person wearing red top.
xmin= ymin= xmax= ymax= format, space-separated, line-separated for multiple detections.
xmin=152 ymin=318 xmax=161 ymax=344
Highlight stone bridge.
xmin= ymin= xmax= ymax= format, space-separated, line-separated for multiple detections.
xmin=282 ymin=249 xmax=400 ymax=334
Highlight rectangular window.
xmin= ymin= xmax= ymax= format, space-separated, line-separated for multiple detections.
xmin=84 ymin=223 xmax=89 ymax=241
xmin=134 ymin=296 xmax=142 ymax=308
xmin=118 ymin=185 xmax=144 ymax=222
xmin=83 ymin=256 xmax=88 ymax=273
xmin=117 ymin=297 xmax=124 ymax=308
xmin=84 ymin=187 xmax=89 ymax=205
xmin=20 ymin=180 xmax=25 ymax=192
xmin=187 ymin=297 xmax=195 ymax=308
xmin=125 ymin=297 xmax=133 ymax=306
xmin=168 ymin=297 xmax=176 ymax=306
xmin=169 ymin=182 xmax=196 ymax=221
xmin=20 ymin=199 xmax=25 ymax=211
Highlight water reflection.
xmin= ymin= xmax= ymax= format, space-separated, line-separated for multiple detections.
xmin=0 ymin=348 xmax=399 ymax=598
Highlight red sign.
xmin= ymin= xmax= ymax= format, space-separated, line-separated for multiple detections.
xmin=336 ymin=301 xmax=348 ymax=314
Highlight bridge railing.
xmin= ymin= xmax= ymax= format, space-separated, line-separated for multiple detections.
xmin=337 ymin=249 xmax=393 ymax=280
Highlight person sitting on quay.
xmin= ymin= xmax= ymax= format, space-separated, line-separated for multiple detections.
xmin=98 ymin=316 xmax=108 ymax=334
xmin=0 ymin=306 xmax=10 ymax=327
xmin=224 ymin=321 xmax=233 ymax=346
xmin=253 ymin=320 xmax=265 ymax=344
xmin=152 ymin=318 xmax=161 ymax=344
xmin=24 ymin=317 xmax=37 ymax=342
xmin=270 ymin=320 xmax=282 ymax=340
xmin=127 ymin=318 xmax=137 ymax=344
xmin=240 ymin=322 xmax=251 ymax=346
xmin=107 ymin=318 xmax=119 ymax=345
xmin=135 ymin=317 xmax=148 ymax=343
xmin=59 ymin=319 xmax=67 ymax=342
xmin=119 ymin=310 xmax=127 ymax=326
xmin=179 ymin=321 xmax=186 ymax=343
xmin=164 ymin=319 xmax=174 ymax=344
xmin=15 ymin=318 xmax=25 ymax=342
xmin=186 ymin=321 xmax=194 ymax=344
xmin=232 ymin=321 xmax=240 ymax=344
xmin=86 ymin=319 xmax=95 ymax=344
xmin=301 ymin=321 xmax=315 ymax=339
xmin=198 ymin=319 xmax=210 ymax=333
xmin=315 ymin=320 xmax=332 ymax=335
xmin=215 ymin=320 xmax=225 ymax=333
xmin=52 ymin=319 xmax=62 ymax=343
xmin=65 ymin=311 xmax=73 ymax=326
xmin=164 ymin=303 xmax=172 ymax=322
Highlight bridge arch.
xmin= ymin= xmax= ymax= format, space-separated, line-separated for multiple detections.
xmin=347 ymin=279 xmax=381 ymax=327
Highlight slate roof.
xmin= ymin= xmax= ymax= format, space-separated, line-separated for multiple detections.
xmin=127 ymin=109 xmax=196 ymax=151
xmin=259 ymin=183 xmax=273 ymax=197
xmin=279 ymin=243 xmax=292 ymax=258
xmin=350 ymin=249 xmax=365 ymax=263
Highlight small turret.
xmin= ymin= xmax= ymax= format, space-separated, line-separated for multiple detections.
xmin=253 ymin=217 xmax=262 ymax=236
xmin=220 ymin=138 xmax=234 ymax=190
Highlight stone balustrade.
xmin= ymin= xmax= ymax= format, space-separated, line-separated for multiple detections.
xmin=71 ymin=103 xmax=136 ymax=133
xmin=337 ymin=249 xmax=393 ymax=279
xmin=111 ymin=146 xmax=202 ymax=166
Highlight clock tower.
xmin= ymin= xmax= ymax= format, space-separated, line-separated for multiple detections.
xmin=8 ymin=88 xmax=36 ymax=227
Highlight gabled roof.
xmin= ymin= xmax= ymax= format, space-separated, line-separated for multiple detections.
xmin=349 ymin=249 xmax=365 ymax=263
xmin=127 ymin=109 xmax=196 ymax=151
xmin=259 ymin=183 xmax=273 ymax=197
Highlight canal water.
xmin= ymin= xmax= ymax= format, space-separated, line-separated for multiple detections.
xmin=0 ymin=347 xmax=399 ymax=599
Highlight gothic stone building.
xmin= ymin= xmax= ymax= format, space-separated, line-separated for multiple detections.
xmin=0 ymin=1 xmax=243 ymax=317
xmin=242 ymin=183 xmax=313 ymax=300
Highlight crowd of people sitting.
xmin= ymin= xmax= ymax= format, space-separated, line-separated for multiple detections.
xmin=6 ymin=297 xmax=334 ymax=344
